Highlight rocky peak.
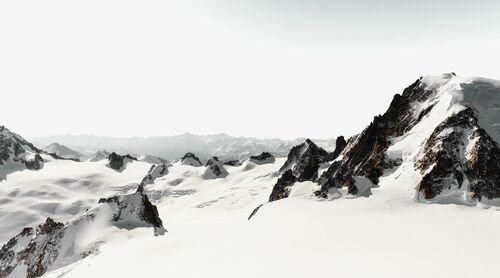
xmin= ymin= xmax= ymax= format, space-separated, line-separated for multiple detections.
xmin=202 ymin=156 xmax=229 ymax=179
xmin=278 ymin=138 xmax=331 ymax=182
xmin=1 ymin=191 xmax=165 ymax=278
xmin=330 ymin=136 xmax=347 ymax=160
xmin=107 ymin=152 xmax=137 ymax=171
xmin=42 ymin=143 xmax=82 ymax=161
xmin=416 ymin=107 xmax=500 ymax=202
xmin=139 ymin=163 xmax=170 ymax=189
xmin=249 ymin=152 xmax=275 ymax=165
xmin=224 ymin=160 xmax=242 ymax=166
xmin=313 ymin=74 xmax=500 ymax=204
xmin=98 ymin=191 xmax=165 ymax=233
xmin=0 ymin=126 xmax=45 ymax=180
xmin=180 ymin=152 xmax=203 ymax=167
xmin=269 ymin=169 xmax=297 ymax=202
xmin=315 ymin=78 xmax=435 ymax=196
xmin=264 ymin=139 xmax=333 ymax=203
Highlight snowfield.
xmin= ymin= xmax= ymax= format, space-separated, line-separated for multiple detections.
xmin=0 ymin=156 xmax=498 ymax=278
xmin=1 ymin=74 xmax=500 ymax=277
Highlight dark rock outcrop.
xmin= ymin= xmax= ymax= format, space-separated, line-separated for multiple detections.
xmin=24 ymin=154 xmax=44 ymax=170
xmin=0 ymin=218 xmax=66 ymax=278
xmin=224 ymin=160 xmax=241 ymax=166
xmin=264 ymin=139 xmax=332 ymax=204
xmin=316 ymin=78 xmax=435 ymax=197
xmin=180 ymin=152 xmax=203 ymax=167
xmin=139 ymin=163 xmax=169 ymax=190
xmin=98 ymin=191 xmax=165 ymax=231
xmin=1 ymin=191 xmax=166 ymax=277
xmin=416 ymin=107 xmax=500 ymax=201
xmin=279 ymin=139 xmax=331 ymax=182
xmin=0 ymin=126 xmax=46 ymax=179
xmin=107 ymin=152 xmax=137 ymax=171
xmin=248 ymin=204 xmax=264 ymax=220
xmin=249 ymin=152 xmax=275 ymax=165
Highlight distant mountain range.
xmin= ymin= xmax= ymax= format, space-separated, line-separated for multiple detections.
xmin=29 ymin=134 xmax=337 ymax=162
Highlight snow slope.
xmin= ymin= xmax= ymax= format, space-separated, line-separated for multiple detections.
xmin=42 ymin=143 xmax=82 ymax=160
xmin=40 ymin=157 xmax=500 ymax=278
xmin=1 ymin=74 xmax=500 ymax=278
xmin=0 ymin=158 xmax=152 ymax=243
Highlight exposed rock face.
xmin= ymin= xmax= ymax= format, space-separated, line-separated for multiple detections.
xmin=265 ymin=139 xmax=332 ymax=203
xmin=329 ymin=136 xmax=347 ymax=160
xmin=0 ymin=191 xmax=165 ymax=278
xmin=416 ymin=107 xmax=500 ymax=201
xmin=107 ymin=152 xmax=137 ymax=171
xmin=139 ymin=163 xmax=169 ymax=188
xmin=316 ymin=78 xmax=436 ymax=197
xmin=42 ymin=143 xmax=82 ymax=161
xmin=98 ymin=191 xmax=165 ymax=232
xmin=202 ymin=157 xmax=229 ymax=179
xmin=0 ymin=126 xmax=45 ymax=179
xmin=249 ymin=152 xmax=275 ymax=165
xmin=24 ymin=154 xmax=44 ymax=170
xmin=180 ymin=152 xmax=203 ymax=167
xmin=269 ymin=169 xmax=297 ymax=202
xmin=0 ymin=218 xmax=65 ymax=278
xmin=279 ymin=139 xmax=331 ymax=182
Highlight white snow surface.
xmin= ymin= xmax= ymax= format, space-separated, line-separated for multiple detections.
xmin=42 ymin=143 xmax=82 ymax=160
xmin=27 ymin=156 xmax=499 ymax=278
xmin=2 ymin=74 xmax=500 ymax=277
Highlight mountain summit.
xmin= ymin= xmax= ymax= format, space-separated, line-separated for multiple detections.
xmin=312 ymin=73 xmax=500 ymax=204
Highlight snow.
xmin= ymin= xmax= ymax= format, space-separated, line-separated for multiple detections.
xmin=0 ymin=152 xmax=491 ymax=278
xmin=42 ymin=159 xmax=500 ymax=278
xmin=0 ymin=159 xmax=152 ymax=243
xmin=2 ymin=75 xmax=500 ymax=277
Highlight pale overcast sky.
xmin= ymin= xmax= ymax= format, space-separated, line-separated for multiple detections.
xmin=1 ymin=0 xmax=500 ymax=139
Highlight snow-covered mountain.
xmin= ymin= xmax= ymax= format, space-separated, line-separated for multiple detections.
xmin=42 ymin=143 xmax=83 ymax=161
xmin=262 ymin=73 xmax=500 ymax=207
xmin=0 ymin=126 xmax=45 ymax=180
xmin=1 ymin=73 xmax=500 ymax=278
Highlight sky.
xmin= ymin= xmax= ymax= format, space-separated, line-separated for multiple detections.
xmin=1 ymin=0 xmax=500 ymax=139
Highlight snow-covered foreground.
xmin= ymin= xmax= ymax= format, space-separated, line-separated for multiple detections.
xmin=1 ymin=157 xmax=492 ymax=278
xmin=2 ymin=73 xmax=500 ymax=277
xmin=0 ymin=158 xmax=152 ymax=243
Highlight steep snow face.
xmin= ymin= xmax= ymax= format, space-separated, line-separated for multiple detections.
xmin=316 ymin=73 xmax=500 ymax=205
xmin=0 ymin=191 xmax=164 ymax=278
xmin=279 ymin=139 xmax=332 ymax=181
xmin=0 ymin=126 xmax=45 ymax=180
xmin=43 ymin=143 xmax=82 ymax=160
